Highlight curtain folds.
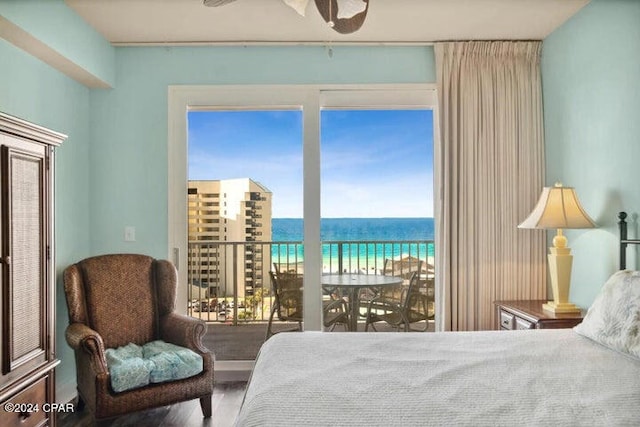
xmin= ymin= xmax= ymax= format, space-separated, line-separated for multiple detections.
xmin=435 ymin=41 xmax=547 ymax=331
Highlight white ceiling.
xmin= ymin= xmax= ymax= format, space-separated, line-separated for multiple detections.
xmin=65 ymin=0 xmax=590 ymax=45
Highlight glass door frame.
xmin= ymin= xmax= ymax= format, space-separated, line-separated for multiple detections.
xmin=168 ymin=84 xmax=439 ymax=331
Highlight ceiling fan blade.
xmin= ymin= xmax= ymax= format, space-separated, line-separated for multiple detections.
xmin=282 ymin=0 xmax=311 ymax=17
xmin=203 ymin=0 xmax=240 ymax=7
xmin=315 ymin=0 xmax=369 ymax=34
xmin=336 ymin=0 xmax=367 ymax=19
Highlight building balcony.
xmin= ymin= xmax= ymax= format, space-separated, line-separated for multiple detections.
xmin=188 ymin=239 xmax=435 ymax=362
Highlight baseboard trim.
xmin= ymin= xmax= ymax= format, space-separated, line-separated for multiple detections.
xmin=57 ymin=380 xmax=77 ymax=405
xmin=214 ymin=360 xmax=254 ymax=382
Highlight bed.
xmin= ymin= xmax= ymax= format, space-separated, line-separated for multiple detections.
xmin=235 ymin=212 xmax=640 ymax=426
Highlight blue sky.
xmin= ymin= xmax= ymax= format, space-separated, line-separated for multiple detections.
xmin=188 ymin=109 xmax=433 ymax=218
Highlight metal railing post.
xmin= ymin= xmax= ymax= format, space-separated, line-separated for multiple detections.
xmin=232 ymin=243 xmax=238 ymax=326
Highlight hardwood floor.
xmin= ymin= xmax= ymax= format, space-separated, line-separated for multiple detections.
xmin=57 ymin=382 xmax=247 ymax=427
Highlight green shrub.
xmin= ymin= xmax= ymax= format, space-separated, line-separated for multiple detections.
xmin=237 ymin=311 xmax=253 ymax=320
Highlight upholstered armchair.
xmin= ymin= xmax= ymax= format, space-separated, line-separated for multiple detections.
xmin=63 ymin=254 xmax=214 ymax=421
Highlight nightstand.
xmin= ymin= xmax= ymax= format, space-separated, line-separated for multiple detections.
xmin=494 ymin=300 xmax=585 ymax=330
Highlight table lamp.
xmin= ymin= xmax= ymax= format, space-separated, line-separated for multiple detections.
xmin=518 ymin=183 xmax=596 ymax=313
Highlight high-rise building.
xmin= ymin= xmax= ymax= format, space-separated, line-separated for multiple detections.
xmin=187 ymin=178 xmax=272 ymax=301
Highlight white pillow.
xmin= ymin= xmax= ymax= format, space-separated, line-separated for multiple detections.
xmin=574 ymin=270 xmax=640 ymax=359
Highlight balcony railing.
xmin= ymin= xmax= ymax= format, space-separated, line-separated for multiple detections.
xmin=187 ymin=240 xmax=435 ymax=325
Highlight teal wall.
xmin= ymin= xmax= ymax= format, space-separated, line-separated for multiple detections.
xmin=542 ymin=0 xmax=640 ymax=308
xmin=88 ymin=45 xmax=436 ymax=257
xmin=0 ymin=0 xmax=115 ymax=86
xmin=0 ymin=38 xmax=91 ymax=400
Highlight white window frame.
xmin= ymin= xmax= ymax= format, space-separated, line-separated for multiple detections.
xmin=168 ymin=84 xmax=439 ymax=331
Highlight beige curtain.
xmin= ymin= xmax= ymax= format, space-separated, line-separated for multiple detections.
xmin=434 ymin=41 xmax=547 ymax=331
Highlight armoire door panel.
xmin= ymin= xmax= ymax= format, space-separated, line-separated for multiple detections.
xmin=1 ymin=146 xmax=47 ymax=376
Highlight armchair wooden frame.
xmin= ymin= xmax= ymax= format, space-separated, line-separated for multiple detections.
xmin=63 ymin=254 xmax=214 ymax=421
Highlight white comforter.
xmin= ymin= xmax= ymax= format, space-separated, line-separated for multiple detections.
xmin=235 ymin=329 xmax=640 ymax=426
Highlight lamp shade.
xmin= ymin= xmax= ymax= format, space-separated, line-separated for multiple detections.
xmin=518 ymin=184 xmax=596 ymax=230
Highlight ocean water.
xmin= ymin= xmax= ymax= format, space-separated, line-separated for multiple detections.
xmin=273 ymin=217 xmax=434 ymax=241
xmin=271 ymin=218 xmax=435 ymax=271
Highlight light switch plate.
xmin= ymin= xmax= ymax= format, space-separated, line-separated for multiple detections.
xmin=124 ymin=226 xmax=136 ymax=242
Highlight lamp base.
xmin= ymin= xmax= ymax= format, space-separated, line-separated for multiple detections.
xmin=542 ymin=301 xmax=581 ymax=314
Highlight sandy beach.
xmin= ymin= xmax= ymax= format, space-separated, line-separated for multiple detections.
xmin=274 ymin=254 xmax=434 ymax=276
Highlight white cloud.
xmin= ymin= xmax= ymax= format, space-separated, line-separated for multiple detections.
xmin=322 ymin=174 xmax=434 ymax=218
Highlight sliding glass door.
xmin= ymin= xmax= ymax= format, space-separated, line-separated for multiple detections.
xmin=168 ymin=84 xmax=438 ymax=342
xmin=319 ymin=91 xmax=436 ymax=331
xmin=186 ymin=109 xmax=303 ymax=332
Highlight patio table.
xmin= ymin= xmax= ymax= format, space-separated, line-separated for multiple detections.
xmin=321 ymin=273 xmax=403 ymax=331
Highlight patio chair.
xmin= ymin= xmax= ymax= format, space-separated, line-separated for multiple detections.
xmin=63 ymin=254 xmax=214 ymax=421
xmin=266 ymin=270 xmax=304 ymax=339
xmin=322 ymin=287 xmax=350 ymax=332
xmin=364 ymin=271 xmax=434 ymax=332
xmin=266 ymin=269 xmax=349 ymax=339
xmin=357 ymin=259 xmax=423 ymax=323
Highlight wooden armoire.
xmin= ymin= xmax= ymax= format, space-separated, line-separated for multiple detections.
xmin=0 ymin=113 xmax=65 ymax=426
